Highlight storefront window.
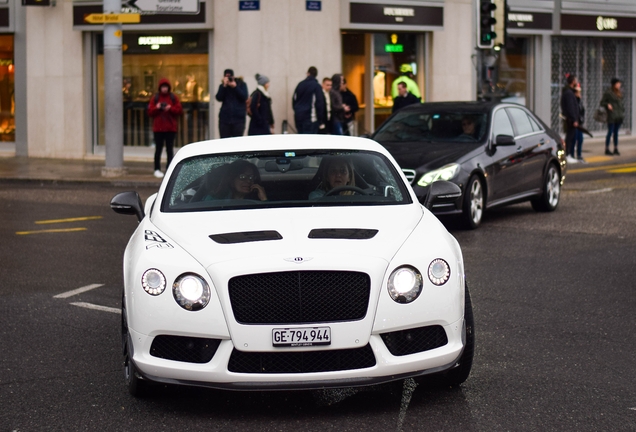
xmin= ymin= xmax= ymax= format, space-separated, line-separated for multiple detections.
xmin=96 ymin=32 xmax=209 ymax=149
xmin=0 ymin=35 xmax=14 ymax=142
xmin=495 ymin=37 xmax=530 ymax=106
xmin=342 ymin=32 xmax=422 ymax=134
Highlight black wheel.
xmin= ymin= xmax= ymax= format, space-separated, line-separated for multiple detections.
xmin=442 ymin=283 xmax=475 ymax=387
xmin=531 ymin=164 xmax=561 ymax=212
xmin=122 ymin=301 xmax=148 ymax=397
xmin=462 ymin=175 xmax=484 ymax=229
xmin=325 ymin=185 xmax=369 ymax=196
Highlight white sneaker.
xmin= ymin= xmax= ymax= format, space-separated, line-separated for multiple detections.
xmin=566 ymin=155 xmax=578 ymax=164
xmin=154 ymin=170 xmax=164 ymax=178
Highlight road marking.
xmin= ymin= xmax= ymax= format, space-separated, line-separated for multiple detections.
xmin=54 ymin=283 xmax=104 ymax=299
xmin=584 ymin=156 xmax=613 ymax=163
xmin=582 ymin=188 xmax=613 ymax=194
xmin=35 ymin=216 xmax=103 ymax=225
xmin=16 ymin=227 xmax=87 ymax=235
xmin=569 ymin=162 xmax=636 ymax=174
xmin=70 ymin=302 xmax=120 ymax=314
xmin=608 ymin=167 xmax=636 ymax=174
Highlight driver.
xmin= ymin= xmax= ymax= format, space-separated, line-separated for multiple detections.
xmin=459 ymin=116 xmax=478 ymax=139
xmin=309 ymin=157 xmax=356 ymax=199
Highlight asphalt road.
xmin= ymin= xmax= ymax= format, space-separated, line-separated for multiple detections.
xmin=1 ymin=159 xmax=635 ymax=431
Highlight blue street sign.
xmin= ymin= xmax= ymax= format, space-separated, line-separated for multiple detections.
xmin=306 ymin=1 xmax=321 ymax=11
xmin=239 ymin=1 xmax=259 ymax=11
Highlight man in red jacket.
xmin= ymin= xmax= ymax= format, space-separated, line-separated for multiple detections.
xmin=147 ymin=78 xmax=183 ymax=178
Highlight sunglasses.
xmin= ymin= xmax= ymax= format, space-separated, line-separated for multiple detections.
xmin=238 ymin=174 xmax=256 ymax=182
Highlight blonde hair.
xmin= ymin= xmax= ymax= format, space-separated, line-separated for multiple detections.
xmin=316 ymin=156 xmax=356 ymax=194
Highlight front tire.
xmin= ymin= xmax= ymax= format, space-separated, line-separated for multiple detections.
xmin=531 ymin=163 xmax=561 ymax=212
xmin=122 ymin=301 xmax=148 ymax=397
xmin=441 ymin=283 xmax=475 ymax=387
xmin=462 ymin=175 xmax=485 ymax=229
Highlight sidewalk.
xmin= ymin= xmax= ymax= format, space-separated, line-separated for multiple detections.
xmin=0 ymin=135 xmax=635 ymax=186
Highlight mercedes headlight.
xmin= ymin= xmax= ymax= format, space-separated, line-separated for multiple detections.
xmin=417 ymin=164 xmax=460 ymax=187
xmin=387 ymin=266 xmax=423 ymax=304
xmin=173 ymin=273 xmax=211 ymax=311
xmin=141 ymin=269 xmax=166 ymax=296
xmin=428 ymin=259 xmax=450 ymax=286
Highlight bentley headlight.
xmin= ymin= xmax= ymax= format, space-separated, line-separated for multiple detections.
xmin=428 ymin=259 xmax=450 ymax=286
xmin=141 ymin=269 xmax=166 ymax=296
xmin=417 ymin=164 xmax=460 ymax=187
xmin=387 ymin=266 xmax=423 ymax=304
xmin=173 ymin=273 xmax=210 ymax=311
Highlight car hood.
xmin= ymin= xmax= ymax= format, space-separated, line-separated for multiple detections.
xmin=152 ymin=205 xmax=424 ymax=269
xmin=378 ymin=141 xmax=482 ymax=171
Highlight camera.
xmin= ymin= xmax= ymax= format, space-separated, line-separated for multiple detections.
xmin=228 ymin=76 xmax=234 ymax=83
xmin=160 ymin=103 xmax=167 ymax=109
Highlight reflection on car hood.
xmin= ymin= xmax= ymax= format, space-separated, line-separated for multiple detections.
xmin=378 ymin=141 xmax=482 ymax=171
xmin=153 ymin=205 xmax=423 ymax=268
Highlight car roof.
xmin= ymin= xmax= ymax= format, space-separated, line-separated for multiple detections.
xmin=172 ymin=135 xmax=393 ymax=163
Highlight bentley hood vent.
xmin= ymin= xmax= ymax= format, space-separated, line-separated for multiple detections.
xmin=308 ymin=229 xmax=378 ymax=240
xmin=209 ymin=230 xmax=283 ymax=244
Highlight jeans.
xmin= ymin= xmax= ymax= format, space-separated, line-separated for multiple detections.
xmin=153 ymin=131 xmax=175 ymax=171
xmin=332 ymin=120 xmax=344 ymax=135
xmin=573 ymin=128 xmax=584 ymax=159
xmin=219 ymin=121 xmax=245 ymax=138
xmin=605 ymin=122 xmax=621 ymax=149
xmin=565 ymin=125 xmax=577 ymax=157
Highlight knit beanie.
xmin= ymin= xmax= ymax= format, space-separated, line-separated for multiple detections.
xmin=256 ymin=73 xmax=270 ymax=86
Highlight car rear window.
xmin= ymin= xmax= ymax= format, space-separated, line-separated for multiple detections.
xmin=162 ymin=149 xmax=412 ymax=212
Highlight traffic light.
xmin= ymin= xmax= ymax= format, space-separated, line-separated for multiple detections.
xmin=492 ymin=0 xmax=508 ymax=49
xmin=477 ymin=0 xmax=497 ymax=49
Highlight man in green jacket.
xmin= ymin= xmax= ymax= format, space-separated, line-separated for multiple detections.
xmin=600 ymin=78 xmax=624 ymax=156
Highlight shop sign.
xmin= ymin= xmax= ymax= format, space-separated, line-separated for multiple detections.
xmin=349 ymin=3 xmax=443 ymax=27
xmin=22 ymin=0 xmax=51 ymax=5
xmin=561 ymin=14 xmax=636 ymax=33
xmin=306 ymin=1 xmax=321 ymax=11
xmin=506 ymin=12 xmax=552 ymax=30
xmin=73 ymin=3 xmax=206 ymax=26
xmin=239 ymin=1 xmax=259 ymax=11
xmin=127 ymin=0 xmax=199 ymax=14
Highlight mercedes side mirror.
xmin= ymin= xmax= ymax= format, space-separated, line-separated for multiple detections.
xmin=424 ymin=181 xmax=462 ymax=210
xmin=495 ymin=134 xmax=516 ymax=146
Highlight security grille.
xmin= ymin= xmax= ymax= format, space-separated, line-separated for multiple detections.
xmin=229 ymin=271 xmax=371 ymax=324
xmin=551 ymin=37 xmax=632 ymax=134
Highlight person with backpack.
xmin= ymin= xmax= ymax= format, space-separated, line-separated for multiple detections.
xmin=147 ymin=78 xmax=183 ymax=178
xmin=248 ymin=74 xmax=274 ymax=136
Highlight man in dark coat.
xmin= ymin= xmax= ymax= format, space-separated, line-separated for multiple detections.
xmin=392 ymin=82 xmax=420 ymax=113
xmin=215 ymin=68 xmax=248 ymax=138
xmin=560 ymin=74 xmax=580 ymax=163
xmin=292 ymin=66 xmax=325 ymax=134
xmin=340 ymin=77 xmax=359 ymax=135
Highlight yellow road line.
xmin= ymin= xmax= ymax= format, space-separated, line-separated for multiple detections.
xmin=16 ymin=227 xmax=88 ymax=235
xmin=568 ymin=162 xmax=636 ymax=174
xmin=584 ymin=156 xmax=613 ymax=163
xmin=608 ymin=167 xmax=636 ymax=174
xmin=35 ymin=216 xmax=102 ymax=225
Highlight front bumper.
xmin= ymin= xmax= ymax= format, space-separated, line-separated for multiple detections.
xmin=128 ymin=318 xmax=464 ymax=391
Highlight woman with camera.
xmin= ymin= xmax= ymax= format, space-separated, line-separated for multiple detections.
xmin=215 ymin=68 xmax=249 ymax=138
xmin=147 ymin=78 xmax=183 ymax=178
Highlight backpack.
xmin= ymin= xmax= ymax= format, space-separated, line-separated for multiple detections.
xmin=246 ymin=91 xmax=261 ymax=117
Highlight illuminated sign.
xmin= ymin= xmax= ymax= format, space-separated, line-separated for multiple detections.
xmin=138 ymin=36 xmax=173 ymax=50
xmin=596 ymin=16 xmax=618 ymax=31
xmin=385 ymin=44 xmax=404 ymax=53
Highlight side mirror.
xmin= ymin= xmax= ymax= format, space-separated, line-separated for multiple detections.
xmin=424 ymin=181 xmax=462 ymax=210
xmin=110 ymin=191 xmax=145 ymax=222
xmin=495 ymin=134 xmax=515 ymax=146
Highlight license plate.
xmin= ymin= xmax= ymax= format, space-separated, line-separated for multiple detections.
xmin=272 ymin=327 xmax=331 ymax=347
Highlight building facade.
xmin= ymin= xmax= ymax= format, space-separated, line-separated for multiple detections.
xmin=2 ymin=0 xmax=635 ymax=160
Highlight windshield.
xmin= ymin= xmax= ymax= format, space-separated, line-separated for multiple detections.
xmin=162 ymin=149 xmax=412 ymax=212
xmin=374 ymin=111 xmax=489 ymax=143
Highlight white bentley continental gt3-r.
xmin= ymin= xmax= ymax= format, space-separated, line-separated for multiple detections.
xmin=110 ymin=134 xmax=474 ymax=396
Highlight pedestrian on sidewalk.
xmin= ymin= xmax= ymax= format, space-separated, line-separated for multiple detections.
xmin=247 ymin=74 xmax=274 ymax=136
xmin=574 ymin=85 xmax=586 ymax=163
xmin=319 ymin=77 xmax=332 ymax=134
xmin=601 ymin=78 xmax=624 ymax=156
xmin=329 ymin=74 xmax=346 ymax=135
xmin=340 ymin=77 xmax=359 ymax=136
xmin=148 ymin=78 xmax=183 ymax=178
xmin=560 ymin=74 xmax=580 ymax=164
xmin=292 ymin=66 xmax=325 ymax=134
xmin=216 ymin=69 xmax=248 ymax=138
xmin=392 ymin=82 xmax=420 ymax=113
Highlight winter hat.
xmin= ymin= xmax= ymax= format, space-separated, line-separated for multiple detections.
xmin=611 ymin=78 xmax=621 ymax=86
xmin=256 ymin=73 xmax=270 ymax=86
xmin=223 ymin=69 xmax=234 ymax=76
